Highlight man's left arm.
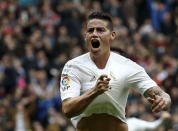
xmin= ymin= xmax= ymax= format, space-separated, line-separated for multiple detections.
xmin=144 ymin=86 xmax=171 ymax=113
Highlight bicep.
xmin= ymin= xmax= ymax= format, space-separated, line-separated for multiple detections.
xmin=60 ymin=63 xmax=81 ymax=101
xmin=127 ymin=69 xmax=157 ymax=95
xmin=60 ymin=75 xmax=81 ymax=99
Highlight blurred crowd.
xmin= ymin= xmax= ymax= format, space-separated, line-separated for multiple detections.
xmin=0 ymin=0 xmax=177 ymax=130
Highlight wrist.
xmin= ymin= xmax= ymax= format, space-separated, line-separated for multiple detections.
xmin=90 ymin=87 xmax=101 ymax=98
xmin=164 ymin=98 xmax=171 ymax=111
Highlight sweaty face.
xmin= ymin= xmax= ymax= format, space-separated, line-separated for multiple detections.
xmin=85 ymin=19 xmax=115 ymax=56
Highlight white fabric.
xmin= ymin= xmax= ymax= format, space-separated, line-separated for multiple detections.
xmin=127 ymin=117 xmax=163 ymax=131
xmin=15 ymin=112 xmax=26 ymax=131
xmin=60 ymin=52 xmax=157 ymax=128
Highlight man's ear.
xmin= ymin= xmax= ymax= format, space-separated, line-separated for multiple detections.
xmin=82 ymin=24 xmax=87 ymax=41
xmin=111 ymin=31 xmax=116 ymax=40
xmin=83 ymin=31 xmax=87 ymax=41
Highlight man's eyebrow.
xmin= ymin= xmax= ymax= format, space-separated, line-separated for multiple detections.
xmin=87 ymin=26 xmax=105 ymax=29
xmin=87 ymin=27 xmax=94 ymax=30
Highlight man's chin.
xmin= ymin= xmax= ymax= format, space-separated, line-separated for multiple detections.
xmin=90 ymin=48 xmax=100 ymax=53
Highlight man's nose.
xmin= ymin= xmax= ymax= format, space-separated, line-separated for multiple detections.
xmin=92 ymin=29 xmax=98 ymax=37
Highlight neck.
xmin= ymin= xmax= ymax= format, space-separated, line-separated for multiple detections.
xmin=90 ymin=52 xmax=110 ymax=69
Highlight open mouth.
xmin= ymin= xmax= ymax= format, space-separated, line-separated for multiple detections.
xmin=91 ymin=39 xmax=100 ymax=48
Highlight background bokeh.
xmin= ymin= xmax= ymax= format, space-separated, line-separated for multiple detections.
xmin=0 ymin=0 xmax=177 ymax=130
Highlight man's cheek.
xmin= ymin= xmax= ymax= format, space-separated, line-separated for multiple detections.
xmin=86 ymin=42 xmax=91 ymax=49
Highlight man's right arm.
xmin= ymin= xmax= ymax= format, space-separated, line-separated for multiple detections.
xmin=62 ymin=87 xmax=99 ymax=118
xmin=62 ymin=75 xmax=110 ymax=118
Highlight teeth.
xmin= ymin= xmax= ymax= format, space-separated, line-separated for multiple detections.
xmin=91 ymin=39 xmax=100 ymax=48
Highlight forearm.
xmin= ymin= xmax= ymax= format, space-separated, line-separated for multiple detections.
xmin=62 ymin=88 xmax=99 ymax=118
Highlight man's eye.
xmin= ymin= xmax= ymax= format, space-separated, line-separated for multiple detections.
xmin=97 ymin=28 xmax=105 ymax=32
xmin=87 ymin=28 xmax=94 ymax=33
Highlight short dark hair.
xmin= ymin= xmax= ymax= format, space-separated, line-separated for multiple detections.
xmin=87 ymin=11 xmax=113 ymax=30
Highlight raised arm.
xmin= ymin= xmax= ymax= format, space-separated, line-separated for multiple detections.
xmin=62 ymin=87 xmax=98 ymax=118
xmin=62 ymin=75 xmax=110 ymax=118
xmin=144 ymin=86 xmax=171 ymax=113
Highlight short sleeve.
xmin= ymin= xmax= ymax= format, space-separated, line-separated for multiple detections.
xmin=60 ymin=61 xmax=81 ymax=101
xmin=127 ymin=63 xmax=157 ymax=95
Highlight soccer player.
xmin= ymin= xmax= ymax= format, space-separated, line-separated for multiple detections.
xmin=60 ymin=11 xmax=171 ymax=131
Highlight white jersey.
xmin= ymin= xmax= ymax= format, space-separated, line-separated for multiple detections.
xmin=127 ymin=117 xmax=163 ymax=131
xmin=60 ymin=52 xmax=157 ymax=128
